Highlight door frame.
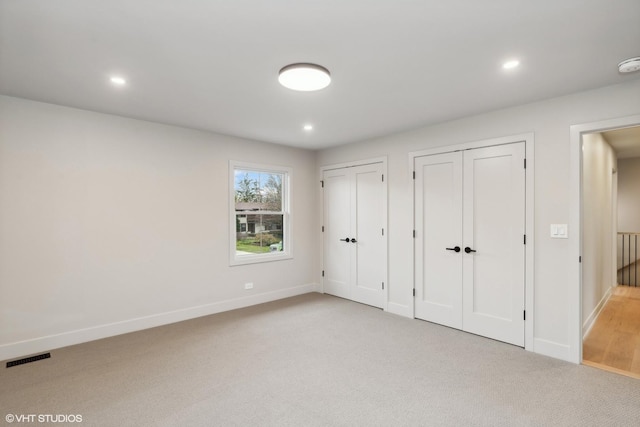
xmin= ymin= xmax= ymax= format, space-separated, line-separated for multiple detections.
xmin=409 ymin=133 xmax=535 ymax=352
xmin=569 ymin=114 xmax=640 ymax=364
xmin=319 ymin=157 xmax=389 ymax=311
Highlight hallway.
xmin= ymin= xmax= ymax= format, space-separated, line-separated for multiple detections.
xmin=583 ymin=285 xmax=640 ymax=378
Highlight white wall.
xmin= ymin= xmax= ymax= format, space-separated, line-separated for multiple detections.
xmin=0 ymin=95 xmax=318 ymax=361
xmin=617 ymin=157 xmax=640 ymax=233
xmin=3 ymin=78 xmax=640 ymax=364
xmin=617 ymin=156 xmax=640 ymax=280
xmin=581 ymin=133 xmax=616 ymax=335
xmin=317 ymin=78 xmax=640 ymax=361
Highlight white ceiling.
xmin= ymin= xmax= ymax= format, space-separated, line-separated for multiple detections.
xmin=1 ymin=0 xmax=639 ymax=150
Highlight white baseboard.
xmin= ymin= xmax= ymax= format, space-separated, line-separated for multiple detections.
xmin=386 ymin=301 xmax=413 ymax=318
xmin=534 ymin=338 xmax=572 ymax=362
xmin=583 ymin=286 xmax=613 ymax=340
xmin=0 ymin=283 xmax=319 ymax=362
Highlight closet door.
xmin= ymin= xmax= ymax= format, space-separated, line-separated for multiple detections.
xmin=462 ymin=143 xmax=525 ymax=346
xmin=323 ymin=163 xmax=386 ymax=308
xmin=414 ymin=152 xmax=463 ymax=328
xmin=414 ymin=142 xmax=525 ymax=347
xmin=351 ymin=163 xmax=386 ymax=308
xmin=323 ymin=168 xmax=351 ymax=300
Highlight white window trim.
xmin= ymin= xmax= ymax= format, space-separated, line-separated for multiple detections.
xmin=229 ymin=160 xmax=292 ymax=266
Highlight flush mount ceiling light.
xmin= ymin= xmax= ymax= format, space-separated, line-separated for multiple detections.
xmin=618 ymin=57 xmax=640 ymax=74
xmin=278 ymin=63 xmax=331 ymax=91
xmin=303 ymin=124 xmax=313 ymax=131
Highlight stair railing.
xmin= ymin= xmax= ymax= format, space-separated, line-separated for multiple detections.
xmin=618 ymin=232 xmax=640 ymax=287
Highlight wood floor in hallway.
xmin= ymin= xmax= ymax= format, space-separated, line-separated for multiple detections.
xmin=583 ymin=285 xmax=640 ymax=379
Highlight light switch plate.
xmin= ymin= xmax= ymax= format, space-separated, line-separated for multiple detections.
xmin=550 ymin=224 xmax=568 ymax=239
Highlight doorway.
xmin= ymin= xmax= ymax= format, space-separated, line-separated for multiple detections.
xmin=569 ymin=114 xmax=640 ymax=367
xmin=580 ymin=124 xmax=640 ymax=377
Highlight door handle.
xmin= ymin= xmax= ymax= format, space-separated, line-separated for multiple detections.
xmin=446 ymin=246 xmax=461 ymax=253
xmin=464 ymin=247 xmax=476 ymax=253
xmin=351 ymin=238 xmax=357 ymax=243
xmin=340 ymin=238 xmax=351 ymax=242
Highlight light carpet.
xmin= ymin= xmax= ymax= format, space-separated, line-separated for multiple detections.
xmin=1 ymin=293 xmax=639 ymax=426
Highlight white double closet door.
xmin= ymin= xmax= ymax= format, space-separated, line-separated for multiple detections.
xmin=414 ymin=142 xmax=525 ymax=346
xmin=323 ymin=163 xmax=386 ymax=309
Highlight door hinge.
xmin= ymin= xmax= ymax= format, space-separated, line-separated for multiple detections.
xmin=382 ymin=282 xmax=385 ymax=290
xmin=413 ymin=230 xmax=416 ymax=238
xmin=413 ymin=171 xmax=416 ymax=179
xmin=524 ymin=234 xmax=526 ymax=244
xmin=413 ymin=288 xmax=415 ymax=297
xmin=382 ymin=174 xmax=384 ymax=182
xmin=524 ymin=158 xmax=526 ymax=169
xmin=382 ymin=228 xmax=384 ymax=236
xmin=579 ymin=256 xmax=582 ymax=263
xmin=523 ymin=310 xmax=526 ymax=320
xmin=321 ymin=180 xmax=324 ymax=188
xmin=322 ymin=226 xmax=324 ymax=232
xmin=322 ymin=270 xmax=325 ymax=277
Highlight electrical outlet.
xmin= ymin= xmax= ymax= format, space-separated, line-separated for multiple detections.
xmin=244 ymin=282 xmax=254 ymax=290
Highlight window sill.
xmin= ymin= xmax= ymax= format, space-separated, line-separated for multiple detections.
xmin=230 ymin=251 xmax=293 ymax=266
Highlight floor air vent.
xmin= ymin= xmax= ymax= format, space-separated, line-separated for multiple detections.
xmin=6 ymin=352 xmax=51 ymax=368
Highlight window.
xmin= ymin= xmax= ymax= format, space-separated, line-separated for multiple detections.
xmin=230 ymin=161 xmax=291 ymax=265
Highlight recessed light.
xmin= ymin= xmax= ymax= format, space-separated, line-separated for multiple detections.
xmin=303 ymin=124 xmax=313 ymax=131
xmin=279 ymin=63 xmax=331 ymax=91
xmin=502 ymin=60 xmax=520 ymax=70
xmin=110 ymin=76 xmax=127 ymax=86
xmin=618 ymin=57 xmax=640 ymax=74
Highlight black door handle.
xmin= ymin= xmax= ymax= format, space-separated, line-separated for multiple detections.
xmin=340 ymin=238 xmax=351 ymax=242
xmin=464 ymin=247 xmax=476 ymax=253
xmin=351 ymin=238 xmax=357 ymax=243
xmin=446 ymin=246 xmax=461 ymax=252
